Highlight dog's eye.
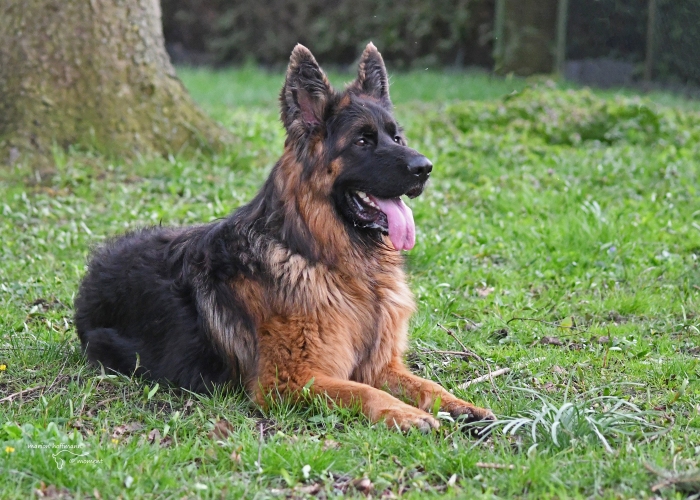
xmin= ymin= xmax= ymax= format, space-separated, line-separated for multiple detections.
xmin=393 ymin=136 xmax=402 ymax=144
xmin=355 ymin=138 xmax=367 ymax=146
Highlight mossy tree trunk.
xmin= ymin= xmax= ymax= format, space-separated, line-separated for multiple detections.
xmin=496 ymin=0 xmax=558 ymax=76
xmin=0 ymin=0 xmax=231 ymax=167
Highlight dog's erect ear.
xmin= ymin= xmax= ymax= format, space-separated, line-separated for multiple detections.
xmin=280 ymin=44 xmax=332 ymax=130
xmin=349 ymin=42 xmax=391 ymax=106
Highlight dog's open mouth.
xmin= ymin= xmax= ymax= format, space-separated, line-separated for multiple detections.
xmin=346 ymin=190 xmax=416 ymax=251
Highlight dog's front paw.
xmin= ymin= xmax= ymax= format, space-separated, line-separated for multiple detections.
xmin=380 ymin=406 xmax=440 ymax=432
xmin=445 ymin=402 xmax=495 ymax=423
xmin=444 ymin=401 xmax=495 ymax=437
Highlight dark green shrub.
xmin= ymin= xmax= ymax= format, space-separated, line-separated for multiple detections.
xmin=446 ymin=86 xmax=700 ymax=146
xmin=161 ymin=0 xmax=495 ymax=68
xmin=161 ymin=0 xmax=700 ymax=85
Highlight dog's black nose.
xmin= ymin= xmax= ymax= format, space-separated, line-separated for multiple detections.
xmin=407 ymin=156 xmax=433 ymax=179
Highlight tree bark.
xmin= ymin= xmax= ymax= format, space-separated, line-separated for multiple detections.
xmin=0 ymin=0 xmax=231 ymax=166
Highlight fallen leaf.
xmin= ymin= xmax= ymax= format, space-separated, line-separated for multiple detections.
xmin=111 ymin=426 xmax=126 ymax=438
xmin=331 ymin=474 xmax=353 ymax=494
xmin=34 ymin=483 xmax=71 ymax=499
xmin=296 ymin=483 xmax=322 ymax=495
xmin=209 ymin=419 xmax=235 ymax=440
xmin=352 ymin=478 xmax=373 ymax=495
xmin=552 ymin=365 xmax=567 ymax=375
xmin=476 ymin=286 xmax=495 ymax=298
xmin=323 ymin=439 xmax=340 ymax=451
xmin=540 ymin=336 xmax=563 ymax=346
xmin=147 ymin=428 xmax=160 ymax=444
xmin=112 ymin=422 xmax=143 ymax=439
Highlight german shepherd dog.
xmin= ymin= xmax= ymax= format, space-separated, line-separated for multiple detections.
xmin=75 ymin=43 xmax=494 ymax=431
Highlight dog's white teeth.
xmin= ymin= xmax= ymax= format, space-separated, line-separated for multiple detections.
xmin=356 ymin=191 xmax=379 ymax=209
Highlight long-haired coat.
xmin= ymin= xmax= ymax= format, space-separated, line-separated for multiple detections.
xmin=75 ymin=43 xmax=494 ymax=431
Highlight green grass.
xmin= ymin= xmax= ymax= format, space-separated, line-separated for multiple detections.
xmin=1 ymin=67 xmax=700 ymax=499
xmin=178 ymin=65 xmax=700 ymax=117
xmin=177 ymin=66 xmax=529 ymax=115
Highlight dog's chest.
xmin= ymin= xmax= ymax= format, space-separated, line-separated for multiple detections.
xmin=351 ymin=273 xmax=414 ymax=383
xmin=267 ymin=251 xmax=414 ymax=381
xmin=310 ymin=264 xmax=414 ymax=383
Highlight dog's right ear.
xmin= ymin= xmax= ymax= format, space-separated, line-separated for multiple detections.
xmin=280 ymin=45 xmax=332 ymax=131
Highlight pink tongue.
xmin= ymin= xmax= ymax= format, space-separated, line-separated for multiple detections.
xmin=370 ymin=196 xmax=415 ymax=251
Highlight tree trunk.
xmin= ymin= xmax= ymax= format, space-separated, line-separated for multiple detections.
xmin=496 ymin=0 xmax=558 ymax=76
xmin=0 ymin=0 xmax=231 ymax=167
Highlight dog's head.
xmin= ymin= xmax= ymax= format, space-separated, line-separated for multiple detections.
xmin=279 ymin=43 xmax=432 ymax=252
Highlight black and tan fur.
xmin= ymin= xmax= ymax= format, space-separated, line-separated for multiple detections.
xmin=74 ymin=43 xmax=494 ymax=431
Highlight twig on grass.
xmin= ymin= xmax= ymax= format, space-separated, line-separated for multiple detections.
xmin=450 ymin=313 xmax=481 ymax=329
xmin=645 ymin=462 xmax=700 ymax=494
xmin=459 ymin=368 xmax=511 ymax=389
xmin=436 ymin=323 xmax=482 ymax=360
xmin=476 ymin=462 xmax=523 ymax=470
xmin=436 ymin=323 xmax=501 ymax=399
xmin=458 ymin=357 xmax=546 ymax=390
xmin=0 ymin=386 xmax=45 ymax=403
xmin=642 ymin=415 xmax=675 ymax=445
xmin=418 ymin=349 xmax=482 ymax=359
xmin=95 ymin=396 xmax=122 ymax=408
xmin=44 ymin=358 xmax=69 ymax=395
xmin=506 ymin=316 xmax=586 ymax=334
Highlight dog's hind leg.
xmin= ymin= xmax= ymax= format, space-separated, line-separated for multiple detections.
xmin=375 ymin=358 xmax=495 ymax=423
xmin=80 ymin=328 xmax=142 ymax=375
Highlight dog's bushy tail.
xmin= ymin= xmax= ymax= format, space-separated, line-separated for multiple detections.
xmin=81 ymin=328 xmax=143 ymax=375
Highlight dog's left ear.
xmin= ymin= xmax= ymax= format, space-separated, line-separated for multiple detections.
xmin=280 ymin=44 xmax=333 ymax=131
xmin=349 ymin=42 xmax=391 ymax=107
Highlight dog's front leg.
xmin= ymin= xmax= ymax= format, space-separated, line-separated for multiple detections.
xmin=252 ymin=317 xmax=440 ymax=431
xmin=254 ymin=367 xmax=439 ymax=432
xmin=376 ymin=358 xmax=495 ymax=423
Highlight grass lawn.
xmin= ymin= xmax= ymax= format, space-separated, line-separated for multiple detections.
xmin=1 ymin=68 xmax=699 ymax=499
